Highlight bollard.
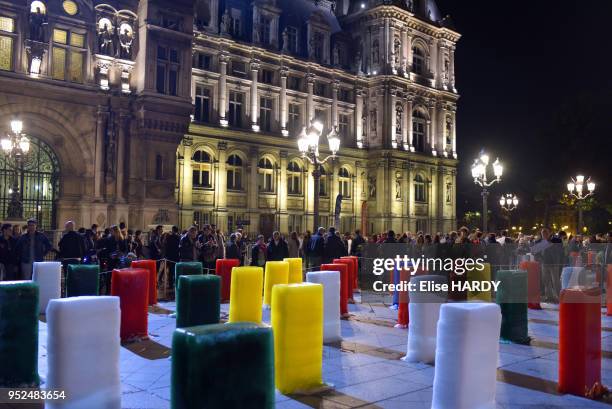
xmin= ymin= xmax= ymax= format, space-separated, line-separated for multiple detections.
xmin=228 ymin=267 xmax=264 ymax=324
xmin=283 ymin=257 xmax=303 ymax=283
xmin=172 ymin=323 xmax=274 ymax=409
xmin=342 ymin=255 xmax=360 ymax=290
xmin=333 ymin=258 xmax=355 ymax=301
xmin=111 ymin=268 xmax=149 ymax=342
xmin=215 ymin=259 xmax=240 ymax=302
xmin=432 ymin=303 xmax=501 ymax=409
xmin=272 ymin=283 xmax=324 ymax=394
xmin=558 ymin=287 xmax=601 ymax=396
xmin=131 ymin=260 xmax=158 ymax=305
xmin=396 ymin=268 xmax=411 ymax=328
xmin=46 ymin=296 xmax=121 ymax=409
xmin=66 ymin=264 xmax=100 ymax=297
xmin=519 ymin=261 xmax=542 ymax=309
xmin=0 ymin=281 xmax=39 ymax=387
xmin=306 ymin=271 xmax=341 ymax=342
xmin=263 ymin=261 xmax=289 ymax=308
xmin=467 ymin=263 xmax=491 ymax=302
xmin=32 ymin=261 xmax=61 ymax=314
xmin=496 ymin=269 xmax=529 ymax=344
xmin=321 ymin=263 xmax=349 ymax=317
xmin=176 ymin=275 xmax=220 ymax=328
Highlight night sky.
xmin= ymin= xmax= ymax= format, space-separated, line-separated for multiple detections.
xmin=435 ymin=0 xmax=612 ymax=224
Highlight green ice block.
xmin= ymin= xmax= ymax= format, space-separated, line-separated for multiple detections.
xmin=174 ymin=262 xmax=203 ymax=286
xmin=0 ymin=281 xmax=40 ymax=387
xmin=171 ymin=323 xmax=274 ymax=409
xmin=66 ymin=264 xmax=100 ymax=297
xmin=176 ymin=275 xmax=220 ymax=328
xmin=496 ymin=270 xmax=529 ymax=344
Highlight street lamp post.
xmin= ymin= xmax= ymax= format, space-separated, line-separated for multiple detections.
xmin=566 ymin=175 xmax=595 ymax=232
xmin=471 ymin=150 xmax=503 ymax=232
xmin=297 ymin=120 xmax=341 ymax=232
xmin=499 ymin=193 xmax=518 ymax=228
xmin=1 ymin=119 xmax=30 ymax=220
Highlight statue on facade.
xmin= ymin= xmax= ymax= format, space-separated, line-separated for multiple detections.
xmin=394 ymin=37 xmax=401 ymax=65
xmin=98 ymin=22 xmax=115 ymax=56
xmin=396 ymin=107 xmax=402 ymax=135
xmin=370 ymin=109 xmax=377 ymax=133
xmin=105 ymin=116 xmax=116 ymax=176
xmin=29 ymin=6 xmax=47 ymax=42
xmin=308 ymin=35 xmax=316 ymax=60
xmin=220 ymin=9 xmax=231 ymax=36
xmin=332 ymin=43 xmax=340 ymax=66
xmin=118 ymin=25 xmax=133 ymax=59
xmin=368 ymin=176 xmax=376 ymax=198
xmin=253 ymin=23 xmax=261 ymax=43
xmin=396 ymin=179 xmax=402 ymax=199
xmin=282 ymin=28 xmax=289 ymax=52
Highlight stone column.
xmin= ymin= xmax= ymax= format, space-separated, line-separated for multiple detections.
xmin=116 ymin=111 xmax=129 ymax=202
xmin=306 ymin=73 xmax=315 ymax=124
xmin=94 ymin=106 xmax=108 ymax=200
xmin=449 ymin=46 xmax=456 ymax=91
xmin=407 ymin=164 xmax=415 ymax=230
xmin=219 ymin=53 xmax=229 ymax=126
xmin=278 ymin=151 xmax=288 ymax=233
xmin=280 ymin=66 xmax=289 ymax=136
xmin=451 ymin=107 xmax=457 ymax=158
xmin=428 ymin=100 xmax=437 ymax=155
xmin=438 ymin=42 xmax=446 ymax=89
xmin=388 ymin=22 xmax=396 ymax=74
xmin=430 ymin=39 xmax=438 ymax=86
xmin=216 ymin=142 xmax=228 ymax=210
xmin=406 ymin=31 xmax=413 ymax=74
xmin=389 ymin=87 xmax=398 ymax=148
xmin=250 ymin=60 xmax=260 ymax=131
xmin=180 ymin=142 xmax=194 ymax=228
xmin=400 ymin=28 xmax=408 ymax=75
xmin=331 ymin=80 xmax=339 ymax=128
xmin=406 ymin=96 xmax=413 ymax=151
xmin=438 ymin=102 xmax=446 ymax=155
xmin=247 ymin=147 xmax=259 ymax=231
xmin=355 ymin=88 xmax=364 ymax=148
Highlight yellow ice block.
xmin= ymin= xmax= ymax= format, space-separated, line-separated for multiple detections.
xmin=283 ymin=258 xmax=303 ymax=283
xmin=228 ymin=267 xmax=264 ymax=324
xmin=263 ymin=261 xmax=289 ymax=307
xmin=271 ymin=283 xmax=323 ymax=394
xmin=467 ymin=262 xmax=492 ymax=302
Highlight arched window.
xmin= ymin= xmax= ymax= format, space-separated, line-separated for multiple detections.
xmin=372 ymin=39 xmax=380 ymax=64
xmin=287 ymin=161 xmax=302 ymax=195
xmin=412 ymin=109 xmax=427 ymax=152
xmin=227 ymin=154 xmax=243 ymax=190
xmin=414 ymin=174 xmax=427 ymax=202
xmin=192 ymin=150 xmax=213 ymax=188
xmin=319 ymin=166 xmax=328 ymax=197
xmin=412 ymin=45 xmax=425 ymax=75
xmin=258 ymin=157 xmax=275 ymax=193
xmin=338 ymin=167 xmax=351 ymax=198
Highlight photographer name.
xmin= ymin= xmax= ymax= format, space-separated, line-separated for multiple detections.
xmin=372 ymin=279 xmax=501 ymax=293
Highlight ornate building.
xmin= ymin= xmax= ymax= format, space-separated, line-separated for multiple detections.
xmin=0 ymin=0 xmax=459 ymax=235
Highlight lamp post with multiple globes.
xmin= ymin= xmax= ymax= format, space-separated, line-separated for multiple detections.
xmin=297 ymin=120 xmax=340 ymax=232
xmin=499 ymin=193 xmax=518 ymax=228
xmin=471 ymin=150 xmax=503 ymax=232
xmin=566 ymin=175 xmax=595 ymax=232
xmin=1 ymin=119 xmax=30 ymax=220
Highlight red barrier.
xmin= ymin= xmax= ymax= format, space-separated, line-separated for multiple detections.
xmin=111 ymin=268 xmax=149 ymax=342
xmin=321 ymin=263 xmax=349 ymax=317
xmin=131 ymin=260 xmax=157 ymax=305
xmin=342 ymin=256 xmax=360 ymax=290
xmin=215 ymin=259 xmax=241 ymax=302
xmin=519 ymin=261 xmax=542 ymax=310
xmin=334 ymin=258 xmax=355 ymax=301
xmin=396 ymin=268 xmax=411 ymax=328
xmin=558 ymin=287 xmax=601 ymax=396
xmin=606 ymin=265 xmax=612 ymax=317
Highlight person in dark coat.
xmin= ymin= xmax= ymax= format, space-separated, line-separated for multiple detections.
xmin=251 ymin=235 xmax=267 ymax=267
xmin=179 ymin=226 xmax=199 ymax=261
xmin=307 ymin=227 xmax=326 ymax=269
xmin=225 ymin=233 xmax=241 ymax=260
xmin=15 ymin=219 xmax=52 ymax=279
xmin=164 ymin=226 xmax=181 ymax=262
xmin=323 ymin=227 xmax=347 ymax=263
xmin=0 ymin=223 xmax=18 ymax=280
xmin=58 ymin=221 xmax=86 ymax=261
xmin=266 ymin=231 xmax=289 ymax=261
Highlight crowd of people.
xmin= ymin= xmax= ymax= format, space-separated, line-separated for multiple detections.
xmin=1 ymin=218 xmax=610 ymax=302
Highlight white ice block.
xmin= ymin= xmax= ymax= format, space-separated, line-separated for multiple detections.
xmin=32 ymin=261 xmax=61 ymax=314
xmin=306 ymin=271 xmax=341 ymax=342
xmin=403 ymin=275 xmax=447 ymax=364
xmin=45 ymin=296 xmax=121 ymax=409
xmin=432 ymin=303 xmax=501 ymax=409
xmin=561 ymin=266 xmax=584 ymax=289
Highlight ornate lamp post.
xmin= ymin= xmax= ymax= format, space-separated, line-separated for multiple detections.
xmin=297 ymin=120 xmax=340 ymax=232
xmin=1 ymin=119 xmax=30 ymax=220
xmin=567 ymin=175 xmax=595 ymax=232
xmin=499 ymin=193 xmax=518 ymax=228
xmin=471 ymin=150 xmax=503 ymax=232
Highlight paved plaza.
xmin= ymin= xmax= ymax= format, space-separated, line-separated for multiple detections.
xmin=29 ymin=297 xmax=612 ymax=409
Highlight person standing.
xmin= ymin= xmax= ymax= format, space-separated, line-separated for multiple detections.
xmin=308 ymin=227 xmax=326 ymax=269
xmin=267 ymin=231 xmax=289 ymax=261
xmin=58 ymin=221 xmax=86 ymax=261
xmin=15 ymin=219 xmax=52 ymax=280
xmin=251 ymin=235 xmax=267 ymax=267
xmin=225 ymin=233 xmax=241 ymax=260
xmin=0 ymin=224 xmax=18 ymax=280
xmin=323 ymin=227 xmax=347 ymax=263
xmin=148 ymin=225 xmax=163 ymax=260
xmin=287 ymin=231 xmax=300 ymax=258
xmin=179 ymin=226 xmax=199 ymax=262
xmin=198 ymin=224 xmax=218 ymax=273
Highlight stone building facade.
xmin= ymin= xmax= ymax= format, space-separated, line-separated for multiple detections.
xmin=0 ymin=0 xmax=459 ymax=235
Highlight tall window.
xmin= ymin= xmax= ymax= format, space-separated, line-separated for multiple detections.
xmin=286 ymin=26 xmax=298 ymax=53
xmin=259 ymin=15 xmax=271 ymax=45
xmin=287 ymin=161 xmax=302 ymax=195
xmin=338 ymin=114 xmax=349 ymax=139
xmin=227 ymin=154 xmax=243 ymax=190
xmin=313 ymin=32 xmax=324 ymax=61
xmin=52 ymin=28 xmax=85 ymax=82
xmin=319 ymin=167 xmax=328 ymax=197
xmin=194 ymin=53 xmax=211 ymax=70
xmin=288 ymin=103 xmax=301 ymax=134
xmin=414 ymin=174 xmax=427 ymax=202
xmin=230 ymin=8 xmax=242 ymax=37
xmin=412 ymin=46 xmax=425 ymax=75
xmin=259 ymin=97 xmax=273 ymax=132
xmin=157 ymin=46 xmax=179 ymax=95
xmin=229 ymin=91 xmax=243 ymax=127
xmin=194 ymin=85 xmax=211 ymax=123
xmin=0 ymin=16 xmax=15 ymax=71
xmin=192 ymin=150 xmax=213 ymax=188
xmin=412 ymin=110 xmax=426 ymax=152
xmin=339 ymin=167 xmax=351 ymax=198
xmin=288 ymin=214 xmax=302 ymax=234
xmin=258 ymin=158 xmax=275 ymax=193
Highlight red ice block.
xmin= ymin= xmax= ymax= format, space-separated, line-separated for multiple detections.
xmin=519 ymin=261 xmax=542 ymax=310
xmin=130 ymin=260 xmax=157 ymax=305
xmin=321 ymin=263 xmax=349 ymax=316
xmin=558 ymin=287 xmax=601 ymax=396
xmin=111 ymin=268 xmax=149 ymax=342
xmin=606 ymin=265 xmax=612 ymax=316
xmin=334 ymin=258 xmax=355 ymax=301
xmin=215 ymin=259 xmax=241 ymax=302
xmin=341 ymin=256 xmax=360 ymax=290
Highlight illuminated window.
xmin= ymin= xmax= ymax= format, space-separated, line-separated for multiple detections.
xmin=339 ymin=167 xmax=351 ymax=198
xmin=226 ymin=155 xmax=243 ymax=190
xmin=338 ymin=114 xmax=350 ymax=139
xmin=62 ymin=0 xmax=78 ymax=16
xmin=412 ymin=110 xmax=426 ymax=152
xmin=0 ymin=16 xmax=14 ymax=71
xmin=412 ymin=46 xmax=425 ymax=75
xmin=259 ymin=97 xmax=272 ymax=132
xmin=192 ymin=150 xmax=213 ymax=188
xmin=228 ymin=91 xmax=243 ymax=127
xmin=52 ymin=29 xmax=85 ymax=82
xmin=287 ymin=161 xmax=302 ymax=195
xmin=53 ymin=29 xmax=67 ymax=44
xmin=414 ymin=174 xmax=427 ymax=202
xmin=258 ymin=158 xmax=275 ymax=193
xmin=288 ymin=103 xmax=301 ymax=134
xmin=194 ymin=85 xmax=211 ymax=123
